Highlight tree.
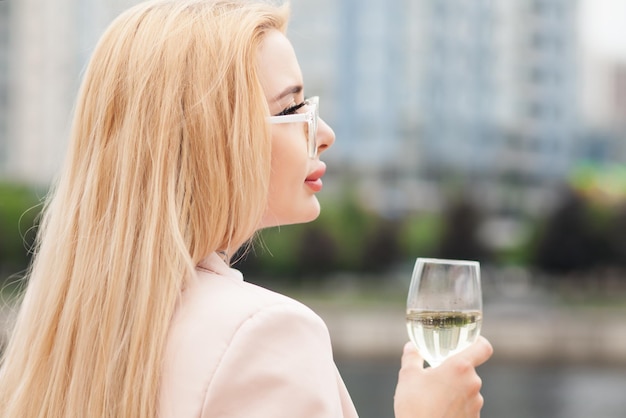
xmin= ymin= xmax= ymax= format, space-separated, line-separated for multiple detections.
xmin=533 ymin=187 xmax=607 ymax=274
xmin=0 ymin=183 xmax=42 ymax=282
xmin=437 ymin=196 xmax=490 ymax=263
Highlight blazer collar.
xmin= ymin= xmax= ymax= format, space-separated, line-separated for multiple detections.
xmin=196 ymin=252 xmax=244 ymax=281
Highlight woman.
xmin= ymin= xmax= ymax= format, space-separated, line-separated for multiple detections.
xmin=0 ymin=1 xmax=493 ymax=417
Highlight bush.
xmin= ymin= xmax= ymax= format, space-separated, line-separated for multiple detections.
xmin=236 ymin=194 xmax=407 ymax=283
xmin=0 ymin=182 xmax=43 ymax=281
xmin=607 ymin=203 xmax=626 ymax=267
xmin=399 ymin=212 xmax=443 ymax=259
xmin=533 ymin=187 xmax=609 ymax=274
xmin=437 ymin=196 xmax=491 ymax=263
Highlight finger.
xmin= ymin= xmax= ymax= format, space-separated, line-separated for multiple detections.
xmin=401 ymin=341 xmax=424 ymax=370
xmin=456 ymin=336 xmax=493 ymax=367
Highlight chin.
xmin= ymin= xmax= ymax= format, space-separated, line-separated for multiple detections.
xmin=282 ymin=207 xmax=321 ymax=226
xmin=301 ymin=199 xmax=322 ymax=223
xmin=261 ymin=200 xmax=321 ymax=229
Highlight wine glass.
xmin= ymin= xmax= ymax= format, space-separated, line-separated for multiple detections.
xmin=406 ymin=258 xmax=482 ymax=368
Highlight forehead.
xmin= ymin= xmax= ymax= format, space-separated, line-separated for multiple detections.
xmin=257 ymin=30 xmax=304 ymax=105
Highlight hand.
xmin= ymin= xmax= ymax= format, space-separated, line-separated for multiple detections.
xmin=394 ymin=336 xmax=493 ymax=418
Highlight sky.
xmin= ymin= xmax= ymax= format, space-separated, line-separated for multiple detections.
xmin=580 ymin=0 xmax=626 ymax=59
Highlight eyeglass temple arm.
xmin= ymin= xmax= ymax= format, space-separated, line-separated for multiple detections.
xmin=267 ymin=113 xmax=311 ymax=123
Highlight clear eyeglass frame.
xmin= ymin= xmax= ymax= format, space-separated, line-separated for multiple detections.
xmin=267 ymin=96 xmax=319 ymax=159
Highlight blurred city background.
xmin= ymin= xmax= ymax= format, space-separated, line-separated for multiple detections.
xmin=1 ymin=0 xmax=626 ymax=417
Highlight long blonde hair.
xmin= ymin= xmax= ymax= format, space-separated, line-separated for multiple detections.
xmin=0 ymin=1 xmax=289 ymax=416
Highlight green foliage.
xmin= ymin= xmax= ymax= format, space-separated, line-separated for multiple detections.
xmin=585 ymin=198 xmax=616 ymax=233
xmin=240 ymin=193 xmax=406 ymax=282
xmin=531 ymin=187 xmax=626 ymax=274
xmin=313 ymin=195 xmax=378 ymax=270
xmin=495 ymin=221 xmax=537 ymax=267
xmin=398 ymin=212 xmax=443 ymax=258
xmin=249 ymin=225 xmax=304 ymax=276
xmin=4 ymin=177 xmax=623 ymax=288
xmin=0 ymin=182 xmax=43 ymax=280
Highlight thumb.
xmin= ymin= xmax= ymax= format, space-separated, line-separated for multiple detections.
xmin=401 ymin=341 xmax=425 ymax=370
xmin=453 ymin=336 xmax=494 ymax=368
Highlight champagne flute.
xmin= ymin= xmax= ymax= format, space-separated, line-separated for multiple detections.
xmin=406 ymin=258 xmax=482 ymax=368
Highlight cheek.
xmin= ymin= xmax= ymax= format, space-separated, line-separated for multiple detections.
xmin=263 ymin=129 xmax=312 ymax=224
xmin=261 ymin=129 xmax=320 ymax=228
xmin=269 ymin=131 xmax=305 ymax=195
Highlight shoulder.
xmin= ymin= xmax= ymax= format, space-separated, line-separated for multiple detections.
xmin=200 ymin=299 xmax=344 ymax=418
xmin=166 ymin=268 xmax=329 ymax=357
xmin=159 ymin=270 xmax=334 ymax=418
xmin=183 ymin=269 xmax=325 ymax=335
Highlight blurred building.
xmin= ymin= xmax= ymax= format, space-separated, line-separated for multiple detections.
xmin=0 ymin=0 xmax=135 ymax=185
xmin=289 ymin=0 xmax=423 ymax=214
xmin=293 ymin=0 xmax=586 ymax=216
xmin=0 ymin=0 xmax=9 ymax=171
xmin=469 ymin=0 xmax=581 ymax=214
xmin=2 ymin=0 xmax=77 ymax=184
xmin=580 ymin=53 xmax=626 ymax=163
xmin=290 ymin=0 xmax=408 ymax=165
xmin=0 ymin=0 xmax=623 ymax=216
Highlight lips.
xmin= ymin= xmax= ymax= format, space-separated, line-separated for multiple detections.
xmin=305 ymin=163 xmax=326 ymax=192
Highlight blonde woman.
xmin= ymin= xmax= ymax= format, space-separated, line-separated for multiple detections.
xmin=0 ymin=1 xmax=493 ymax=417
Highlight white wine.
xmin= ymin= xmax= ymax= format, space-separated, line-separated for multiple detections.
xmin=406 ymin=310 xmax=482 ymax=367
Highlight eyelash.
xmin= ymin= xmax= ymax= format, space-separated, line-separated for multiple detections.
xmin=276 ymin=99 xmax=307 ymax=116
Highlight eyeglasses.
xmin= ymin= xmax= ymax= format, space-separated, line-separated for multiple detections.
xmin=267 ymin=96 xmax=319 ymax=159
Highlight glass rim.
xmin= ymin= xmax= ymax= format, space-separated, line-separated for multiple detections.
xmin=415 ymin=257 xmax=480 ymax=267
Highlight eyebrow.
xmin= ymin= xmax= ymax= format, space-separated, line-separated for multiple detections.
xmin=271 ymin=85 xmax=303 ymax=103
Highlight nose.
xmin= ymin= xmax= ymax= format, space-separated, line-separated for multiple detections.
xmin=316 ymin=118 xmax=335 ymax=155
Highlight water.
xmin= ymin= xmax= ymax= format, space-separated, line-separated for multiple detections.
xmin=336 ymin=358 xmax=626 ymax=418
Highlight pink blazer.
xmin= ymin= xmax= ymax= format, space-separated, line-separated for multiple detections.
xmin=159 ymin=252 xmax=359 ymax=418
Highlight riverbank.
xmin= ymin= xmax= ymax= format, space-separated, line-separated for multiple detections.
xmin=2 ymin=287 xmax=625 ymax=365
xmin=302 ymin=296 xmax=626 ymax=365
